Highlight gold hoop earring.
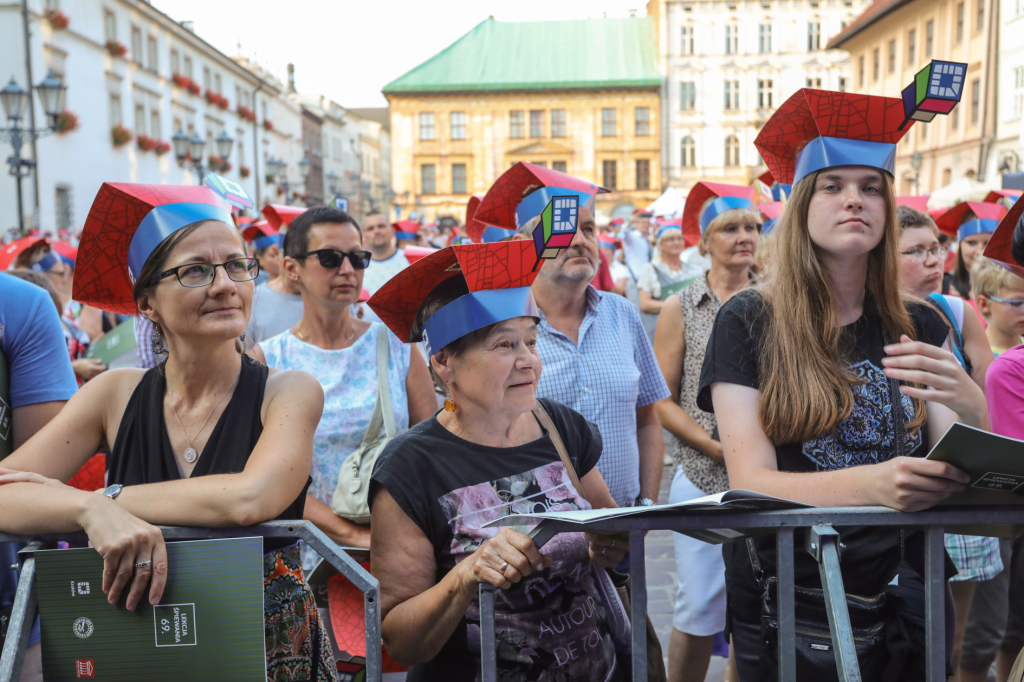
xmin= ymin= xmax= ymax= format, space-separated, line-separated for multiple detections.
xmin=444 ymin=384 xmax=457 ymax=413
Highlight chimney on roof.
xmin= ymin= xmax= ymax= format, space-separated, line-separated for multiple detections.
xmin=287 ymin=63 xmax=296 ymax=93
xmin=179 ymin=20 xmax=194 ymax=32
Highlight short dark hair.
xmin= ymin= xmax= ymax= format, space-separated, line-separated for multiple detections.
xmin=896 ymin=205 xmax=937 ymax=235
xmin=283 ymin=206 xmax=361 ymax=258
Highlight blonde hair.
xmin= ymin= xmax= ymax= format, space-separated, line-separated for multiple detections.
xmin=655 ymin=226 xmax=683 ymax=260
xmin=972 ymin=256 xmax=1024 ymax=300
xmin=698 ymin=205 xmax=762 ymax=257
xmin=756 ymin=170 xmax=925 ymax=444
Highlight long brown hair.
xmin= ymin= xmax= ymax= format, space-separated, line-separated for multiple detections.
xmin=756 ymin=170 xmax=926 ymax=444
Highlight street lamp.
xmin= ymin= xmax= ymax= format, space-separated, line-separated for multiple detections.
xmin=215 ymin=131 xmax=234 ymax=161
xmin=1 ymin=70 xmax=68 ymax=234
xmin=298 ymin=156 xmax=310 ymax=180
xmin=910 ymin=151 xmax=923 ymax=194
xmin=172 ymin=129 xmax=233 ymax=183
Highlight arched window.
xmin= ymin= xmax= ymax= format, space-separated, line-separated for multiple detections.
xmin=681 ymin=136 xmax=696 ymax=167
xmin=724 ymin=135 xmax=740 ymax=167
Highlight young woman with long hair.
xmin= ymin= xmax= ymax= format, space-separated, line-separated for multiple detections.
xmin=697 ymin=100 xmax=986 ymax=675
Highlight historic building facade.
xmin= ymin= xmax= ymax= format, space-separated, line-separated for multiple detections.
xmin=383 ymin=17 xmax=662 ymax=223
xmin=648 ymin=0 xmax=869 ymax=188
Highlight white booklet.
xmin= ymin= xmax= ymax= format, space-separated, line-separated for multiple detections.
xmin=483 ymin=489 xmax=811 ymax=544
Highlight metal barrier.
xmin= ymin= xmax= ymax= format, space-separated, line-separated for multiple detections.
xmin=484 ymin=504 xmax=1024 ymax=682
xmin=0 ymin=520 xmax=381 ymax=682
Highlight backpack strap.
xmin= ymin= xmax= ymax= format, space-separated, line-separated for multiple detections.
xmin=376 ymin=325 xmax=397 ymax=438
xmin=532 ymin=401 xmax=585 ymax=501
xmin=926 ymin=292 xmax=968 ymax=371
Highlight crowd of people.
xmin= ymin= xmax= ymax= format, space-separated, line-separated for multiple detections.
xmin=2 ymin=62 xmax=1024 ymax=682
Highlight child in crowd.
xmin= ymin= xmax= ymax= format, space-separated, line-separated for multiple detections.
xmin=972 ymin=257 xmax=1024 ymax=357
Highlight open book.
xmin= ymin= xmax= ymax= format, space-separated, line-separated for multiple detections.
xmin=484 ymin=489 xmax=811 ymax=544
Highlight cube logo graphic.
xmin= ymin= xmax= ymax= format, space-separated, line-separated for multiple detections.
xmin=901 ymin=60 xmax=968 ymax=126
xmin=533 ymin=195 xmax=580 ymax=261
xmin=75 ymin=660 xmax=95 ymax=678
xmin=74 ymin=581 xmax=90 ymax=596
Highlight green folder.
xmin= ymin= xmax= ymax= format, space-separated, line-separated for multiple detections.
xmin=35 ymin=537 xmax=266 ymax=681
xmin=86 ymin=319 xmax=136 ymax=366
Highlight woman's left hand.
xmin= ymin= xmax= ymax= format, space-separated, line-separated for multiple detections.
xmin=585 ymin=531 xmax=630 ymax=568
xmin=882 ymin=335 xmax=988 ymax=427
xmin=0 ymin=468 xmax=70 ymax=489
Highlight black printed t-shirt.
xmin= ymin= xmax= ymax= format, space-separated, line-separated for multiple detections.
xmin=370 ymin=398 xmax=617 ymax=682
xmin=697 ymin=290 xmax=949 ymax=595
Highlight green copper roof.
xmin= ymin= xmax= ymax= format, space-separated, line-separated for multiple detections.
xmin=383 ymin=17 xmax=661 ymax=94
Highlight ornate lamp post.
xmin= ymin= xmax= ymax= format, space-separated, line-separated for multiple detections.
xmin=268 ymin=156 xmax=310 ymax=204
xmin=172 ymin=128 xmax=233 ymax=183
xmin=1 ymin=70 xmax=67 ymax=234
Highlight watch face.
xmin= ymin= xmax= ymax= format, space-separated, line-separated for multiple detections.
xmin=104 ymin=484 xmax=122 ymax=498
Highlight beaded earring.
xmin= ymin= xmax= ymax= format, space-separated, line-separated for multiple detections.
xmin=150 ymin=321 xmax=167 ymax=355
xmin=444 ymin=384 xmax=457 ymax=413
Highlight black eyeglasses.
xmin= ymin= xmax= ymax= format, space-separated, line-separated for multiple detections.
xmin=295 ymin=249 xmax=372 ymax=271
xmin=150 ymin=257 xmax=260 ymax=287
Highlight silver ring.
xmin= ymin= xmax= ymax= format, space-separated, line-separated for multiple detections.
xmin=609 ymin=537 xmax=616 ymax=549
xmin=601 ymin=546 xmax=608 ymax=557
xmin=134 ymin=560 xmax=152 ymax=569
xmin=500 ymin=562 xmax=509 ymax=574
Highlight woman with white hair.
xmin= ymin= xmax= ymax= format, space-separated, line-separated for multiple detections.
xmin=637 ymin=224 xmax=704 ymax=314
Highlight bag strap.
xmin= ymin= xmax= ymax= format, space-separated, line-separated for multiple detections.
xmin=532 ymin=401 xmax=586 ymax=502
xmin=882 ymin=329 xmax=907 ymax=460
xmin=375 ymin=325 xmax=397 ymax=438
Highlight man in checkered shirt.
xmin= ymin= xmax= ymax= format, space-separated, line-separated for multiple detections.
xmin=525 ymin=206 xmax=670 ymax=508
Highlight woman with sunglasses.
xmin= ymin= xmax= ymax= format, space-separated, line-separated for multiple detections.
xmin=252 ymin=206 xmax=436 ymax=565
xmin=0 ymin=180 xmax=341 ymax=680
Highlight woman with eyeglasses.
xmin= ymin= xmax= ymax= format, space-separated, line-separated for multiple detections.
xmin=252 ymin=206 xmax=436 ymax=565
xmin=0 ymin=181 xmax=342 ymax=680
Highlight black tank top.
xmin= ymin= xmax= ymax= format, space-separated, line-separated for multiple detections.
xmin=108 ymin=354 xmax=309 ymax=551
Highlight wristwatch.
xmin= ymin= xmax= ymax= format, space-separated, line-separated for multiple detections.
xmin=102 ymin=484 xmax=123 ymax=500
xmin=634 ymin=496 xmax=656 ymax=507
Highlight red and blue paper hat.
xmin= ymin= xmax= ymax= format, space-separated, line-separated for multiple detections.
xmin=757 ymin=171 xmax=792 ymax=203
xmin=935 ymin=201 xmax=1007 ymax=240
xmin=983 ymin=194 xmax=1024 ymax=280
xmin=896 ymin=196 xmax=931 ymax=213
xmin=759 ymin=201 xmax=784 ymax=237
xmin=242 ymin=220 xmax=278 ymax=251
xmin=370 ymin=201 xmax=581 ymax=357
xmin=51 ymin=241 xmax=78 ymax=269
xmin=73 ymin=174 xmax=251 ymax=315
xmin=261 ymin=204 xmax=305 ymax=248
xmin=0 ymin=236 xmax=49 ymax=271
xmin=465 ymin=195 xmax=516 ymax=243
xmin=985 ymin=189 xmax=1023 ymax=210
xmin=681 ymin=182 xmax=759 ymax=245
xmin=755 ymin=61 xmax=965 ymax=188
xmin=392 ymin=219 xmax=419 ymax=241
xmin=474 ymin=162 xmax=607 ymax=231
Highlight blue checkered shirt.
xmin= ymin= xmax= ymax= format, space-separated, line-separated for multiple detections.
xmin=536 ymin=286 xmax=670 ymax=507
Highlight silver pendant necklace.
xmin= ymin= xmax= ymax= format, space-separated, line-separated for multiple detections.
xmin=168 ymin=369 xmax=240 ymax=464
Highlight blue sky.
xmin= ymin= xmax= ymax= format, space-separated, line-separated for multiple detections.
xmin=153 ymin=0 xmax=650 ymax=107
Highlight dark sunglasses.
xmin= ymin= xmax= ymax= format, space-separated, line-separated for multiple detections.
xmin=295 ymin=249 xmax=372 ymax=270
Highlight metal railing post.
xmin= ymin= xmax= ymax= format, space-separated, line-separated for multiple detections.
xmin=807 ymin=525 xmax=862 ymax=682
xmin=776 ymin=527 xmax=796 ymax=682
xmin=479 ymin=583 xmax=497 ymax=682
xmin=629 ymin=530 xmax=648 ymax=681
xmin=924 ymin=525 xmax=946 ymax=682
xmin=0 ymin=542 xmax=39 ymax=682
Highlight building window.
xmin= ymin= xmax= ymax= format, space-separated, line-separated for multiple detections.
xmin=214 ymin=73 xmax=221 ymax=93
xmin=724 ymin=80 xmax=740 ymax=110
xmin=926 ymin=20 xmax=934 ymax=57
xmin=859 ymin=55 xmax=865 ymax=87
xmin=806 ymin=77 xmax=822 ymax=88
xmin=952 ymin=105 xmax=959 ymax=129
xmin=551 ymin=109 xmax=566 ymax=137
xmin=202 ymin=67 xmax=211 ymax=92
xmin=636 ymin=159 xmax=651 ymax=190
xmin=839 ymin=76 xmax=847 ymax=91
xmin=602 ymin=160 xmax=617 ymax=189
xmin=602 ymin=108 xmax=616 ymax=136
xmin=532 ymin=162 xmax=547 ymax=168
xmin=888 ymin=39 xmax=896 ymax=73
xmin=104 ymin=10 xmax=116 ymax=41
xmin=421 ymin=164 xmax=435 ymax=194
xmin=725 ymin=24 xmax=738 ymax=54
xmin=108 ymin=93 xmax=121 ymax=127
xmin=1015 ymin=67 xmax=1024 ymax=117
xmin=170 ymin=49 xmax=180 ymax=75
xmin=147 ymin=36 xmax=157 ymax=72
xmin=183 ymin=56 xmax=193 ymax=80
xmin=55 ymin=185 xmax=72 ymax=233
xmin=942 ymin=168 xmax=952 ymax=185
xmin=957 ymin=2 xmax=964 ymax=41
xmin=134 ymin=104 xmax=146 ymax=136
xmin=681 ymin=135 xmax=696 ymax=167
xmin=450 ymin=111 xmax=466 ymax=140
xmin=552 ymin=161 xmax=567 ymax=173
xmin=908 ymin=28 xmax=916 ymax=66
xmin=635 ymin=107 xmax=650 ymax=136
xmin=976 ymin=0 xmax=984 ymax=30
xmin=971 ymin=78 xmax=980 ymax=124
xmin=757 ymin=79 xmax=774 ymax=109
xmin=807 ymin=22 xmax=821 ymax=51
xmin=725 ymin=134 xmax=740 ymax=166
xmin=680 ymin=81 xmax=696 ymax=111
xmin=509 ymin=110 xmax=524 ymax=138
xmin=419 ymin=112 xmax=435 ymax=141
xmin=131 ymin=26 xmax=143 ymax=63
xmin=681 ymin=25 xmax=694 ymax=55
xmin=150 ymin=109 xmax=160 ymax=139
xmin=759 ymin=23 xmax=772 ymax=53
xmin=873 ymin=48 xmax=880 ymax=82
xmin=530 ymin=110 xmax=544 ymax=138
xmin=452 ymin=164 xmax=467 ymax=194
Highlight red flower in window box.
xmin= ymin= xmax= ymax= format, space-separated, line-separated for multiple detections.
xmin=263 ymin=119 xmax=274 ymax=132
xmin=188 ymin=80 xmax=201 ymax=95
xmin=205 ymin=90 xmax=218 ymax=105
xmin=217 ymin=96 xmax=229 ymax=110
xmin=239 ymin=166 xmax=251 ymax=178
xmin=136 ymin=134 xmax=157 ymax=152
xmin=111 ymin=124 xmax=132 ymax=147
xmin=172 ymin=73 xmax=191 ymax=89
xmin=105 ymin=39 xmax=127 ymax=58
xmin=154 ymin=140 xmax=171 ymax=155
xmin=44 ymin=8 xmax=70 ymax=29
xmin=55 ymin=110 xmax=79 ymax=135
xmin=208 ymin=155 xmax=232 ymax=172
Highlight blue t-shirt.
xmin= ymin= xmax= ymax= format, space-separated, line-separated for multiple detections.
xmin=0 ymin=273 xmax=77 ymax=407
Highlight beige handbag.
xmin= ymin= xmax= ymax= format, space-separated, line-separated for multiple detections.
xmin=330 ymin=325 xmax=396 ymax=524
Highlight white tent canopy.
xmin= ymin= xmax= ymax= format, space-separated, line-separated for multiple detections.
xmin=645 ymin=186 xmax=687 ymax=218
xmin=926 ymin=177 xmax=995 ymax=208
